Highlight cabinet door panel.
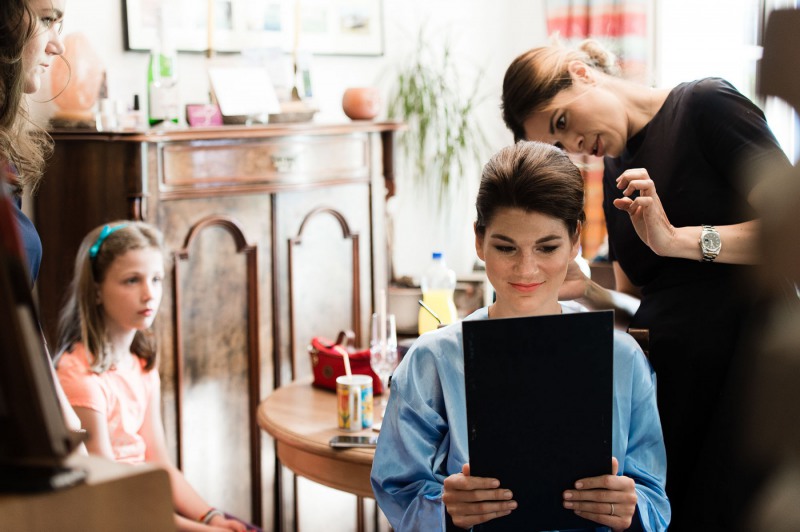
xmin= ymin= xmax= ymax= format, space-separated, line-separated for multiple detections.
xmin=275 ymin=183 xmax=373 ymax=385
xmin=177 ymin=225 xmax=252 ymax=518
xmin=156 ymin=193 xmax=273 ymax=525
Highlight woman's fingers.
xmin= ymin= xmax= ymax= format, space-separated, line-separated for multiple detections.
xmin=446 ymin=495 xmax=516 ymax=513
xmin=562 ymin=478 xmax=637 ymax=530
xmin=614 ymin=196 xmax=653 ymax=212
xmin=443 ymin=486 xmax=514 ymax=504
xmin=564 ymin=499 xmax=622 ymax=516
xmin=444 ymin=487 xmax=517 ymax=529
xmin=571 ymin=507 xmax=633 ymax=532
xmin=443 ymin=467 xmax=517 ymax=528
xmin=563 ymin=464 xmax=637 ymax=529
xmin=572 ymin=469 xmax=636 ymax=492
xmin=449 ymin=507 xmax=514 ymax=528
xmin=443 ymin=472 xmax=500 ymax=492
xmin=616 ymin=168 xmax=651 ymax=188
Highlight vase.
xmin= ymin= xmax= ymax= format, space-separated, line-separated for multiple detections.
xmin=51 ymin=33 xmax=104 ymax=112
xmin=342 ymin=87 xmax=381 ymax=120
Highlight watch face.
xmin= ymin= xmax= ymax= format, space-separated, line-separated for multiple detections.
xmin=702 ymin=232 xmax=721 ymax=252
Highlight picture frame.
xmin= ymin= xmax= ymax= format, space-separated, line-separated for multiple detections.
xmin=123 ymin=0 xmax=384 ymax=56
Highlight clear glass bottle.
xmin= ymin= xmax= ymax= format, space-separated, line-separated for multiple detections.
xmin=418 ymin=252 xmax=457 ymax=335
xmin=147 ymin=11 xmax=179 ymax=127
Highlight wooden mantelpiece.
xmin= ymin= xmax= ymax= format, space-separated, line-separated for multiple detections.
xmin=34 ymin=121 xmax=402 ymax=530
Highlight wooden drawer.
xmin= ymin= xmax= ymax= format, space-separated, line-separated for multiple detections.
xmin=158 ymin=134 xmax=369 ymax=191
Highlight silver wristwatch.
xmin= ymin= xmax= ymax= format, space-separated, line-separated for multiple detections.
xmin=699 ymin=225 xmax=721 ymax=262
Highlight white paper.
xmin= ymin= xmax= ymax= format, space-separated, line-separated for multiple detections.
xmin=208 ymin=66 xmax=281 ymax=117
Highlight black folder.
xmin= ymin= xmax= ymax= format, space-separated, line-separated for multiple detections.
xmin=463 ymin=310 xmax=613 ymax=531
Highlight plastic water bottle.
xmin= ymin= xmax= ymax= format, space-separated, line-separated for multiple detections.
xmin=418 ymin=252 xmax=457 ymax=335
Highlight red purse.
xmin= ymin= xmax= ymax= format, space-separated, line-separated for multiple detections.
xmin=309 ymin=331 xmax=384 ymax=394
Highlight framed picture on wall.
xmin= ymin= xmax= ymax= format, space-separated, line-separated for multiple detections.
xmin=123 ymin=0 xmax=384 ymax=56
xmin=295 ymin=0 xmax=384 ymax=56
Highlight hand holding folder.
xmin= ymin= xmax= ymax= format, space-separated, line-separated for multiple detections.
xmin=461 ymin=310 xmax=614 ymax=531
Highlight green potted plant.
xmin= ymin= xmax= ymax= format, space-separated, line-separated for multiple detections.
xmin=384 ymin=29 xmax=491 ymax=321
xmin=387 ymin=29 xmax=489 ymax=205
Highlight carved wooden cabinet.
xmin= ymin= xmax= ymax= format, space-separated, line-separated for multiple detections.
xmin=34 ymin=122 xmax=401 ymax=528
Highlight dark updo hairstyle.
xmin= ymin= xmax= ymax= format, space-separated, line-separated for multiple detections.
xmin=475 ymin=141 xmax=586 ymax=239
xmin=501 ymin=39 xmax=619 ymax=142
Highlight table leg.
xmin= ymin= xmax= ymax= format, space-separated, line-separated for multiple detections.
xmin=356 ymin=496 xmax=365 ymax=532
xmin=274 ymin=455 xmax=283 ymax=532
xmin=293 ymin=475 xmax=299 ymax=530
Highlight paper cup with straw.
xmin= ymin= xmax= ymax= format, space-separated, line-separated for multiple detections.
xmin=334 ymin=346 xmax=373 ymax=430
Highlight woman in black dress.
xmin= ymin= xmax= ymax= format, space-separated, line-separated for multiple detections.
xmin=501 ymin=40 xmax=792 ymax=530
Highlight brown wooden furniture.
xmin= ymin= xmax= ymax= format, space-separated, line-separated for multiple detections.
xmin=0 ymin=455 xmax=175 ymax=531
xmin=589 ymin=260 xmax=616 ymax=290
xmin=33 ymin=122 xmax=402 ymax=530
xmin=257 ymin=378 xmax=377 ymax=531
xmin=627 ymin=328 xmax=650 ymax=357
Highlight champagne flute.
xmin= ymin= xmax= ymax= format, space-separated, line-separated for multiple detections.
xmin=370 ymin=312 xmax=398 ymax=413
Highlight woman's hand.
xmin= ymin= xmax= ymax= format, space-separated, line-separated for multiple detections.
xmin=442 ymin=464 xmax=517 ymax=529
xmin=558 ymin=259 xmax=590 ymax=301
xmin=562 ymin=457 xmax=637 ymax=532
xmin=613 ymin=168 xmax=677 ymax=257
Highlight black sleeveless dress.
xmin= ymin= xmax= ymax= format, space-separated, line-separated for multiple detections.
xmin=603 ymin=78 xmax=791 ymax=530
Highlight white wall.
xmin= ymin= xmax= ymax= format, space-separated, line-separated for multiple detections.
xmin=39 ymin=0 xmax=549 ymax=280
xmin=655 ymin=0 xmax=797 ymax=161
xmin=43 ymin=1 xmax=795 ymax=280
xmin=655 ymin=0 xmax=761 ymax=93
xmin=377 ymin=1 xmax=548 ymax=278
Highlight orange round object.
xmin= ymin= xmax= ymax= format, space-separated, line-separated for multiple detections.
xmin=51 ymin=33 xmax=105 ymax=111
xmin=342 ymin=87 xmax=381 ymax=120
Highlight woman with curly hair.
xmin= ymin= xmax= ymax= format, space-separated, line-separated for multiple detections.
xmin=1 ymin=0 xmax=65 ymax=284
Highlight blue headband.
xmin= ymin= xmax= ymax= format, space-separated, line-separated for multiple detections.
xmin=89 ymin=224 xmax=128 ymax=260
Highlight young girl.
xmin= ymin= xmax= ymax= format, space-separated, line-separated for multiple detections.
xmin=55 ymin=221 xmax=250 ymax=532
xmin=370 ymin=142 xmax=669 ymax=531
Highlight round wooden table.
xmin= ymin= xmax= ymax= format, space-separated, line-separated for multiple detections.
xmin=257 ymin=378 xmax=378 ymax=499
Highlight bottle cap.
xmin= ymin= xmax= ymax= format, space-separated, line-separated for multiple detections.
xmin=432 ymin=252 xmax=443 ymax=260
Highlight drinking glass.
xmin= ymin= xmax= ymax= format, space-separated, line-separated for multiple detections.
xmin=370 ymin=312 xmax=398 ymax=412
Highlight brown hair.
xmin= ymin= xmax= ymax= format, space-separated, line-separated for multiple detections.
xmin=502 ymin=39 xmax=619 ymax=142
xmin=56 ymin=221 xmax=165 ymax=373
xmin=475 ymin=141 xmax=586 ymax=238
xmin=0 ymin=0 xmax=55 ymax=193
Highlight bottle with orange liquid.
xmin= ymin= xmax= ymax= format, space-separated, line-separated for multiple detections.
xmin=418 ymin=252 xmax=457 ymax=335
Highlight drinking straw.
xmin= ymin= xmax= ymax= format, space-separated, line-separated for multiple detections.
xmin=418 ymin=299 xmax=442 ymax=324
xmin=333 ymin=345 xmax=352 ymax=377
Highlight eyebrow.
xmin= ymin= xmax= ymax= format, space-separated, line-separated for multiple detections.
xmin=489 ymin=233 xmax=563 ymax=244
xmin=117 ymin=269 xmax=164 ymax=278
xmin=40 ymin=8 xmax=64 ymax=18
